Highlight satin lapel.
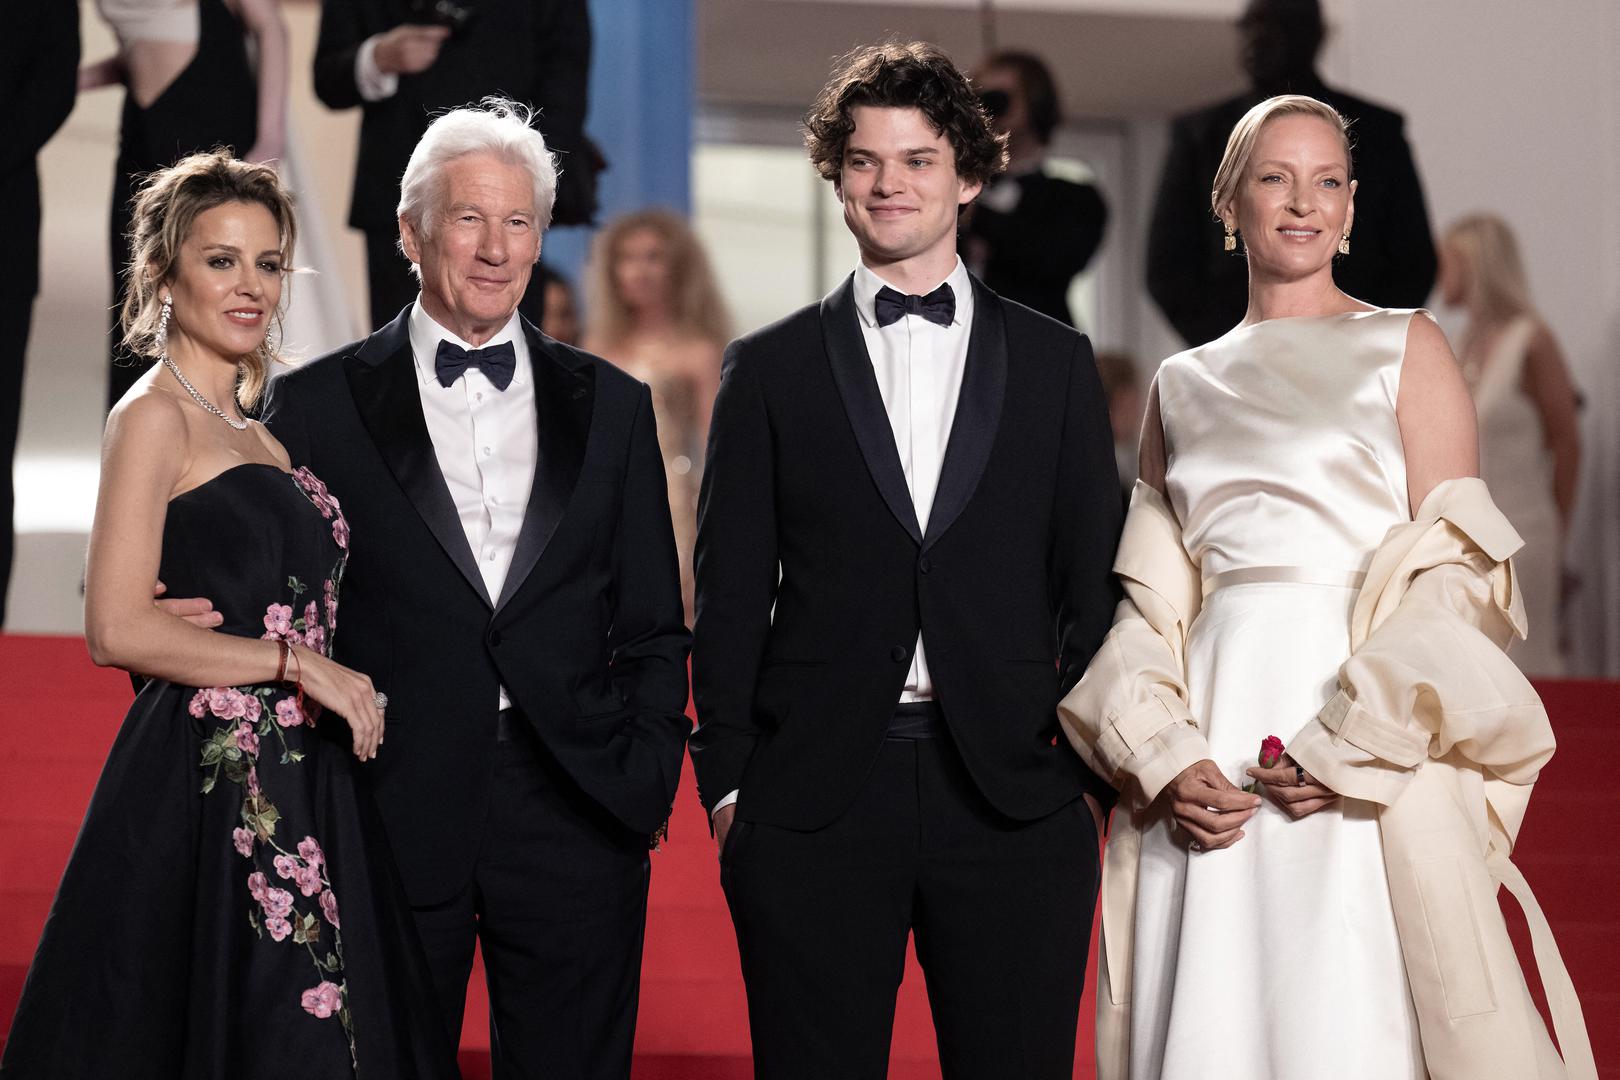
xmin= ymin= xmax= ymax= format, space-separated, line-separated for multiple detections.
xmin=820 ymin=276 xmax=923 ymax=544
xmin=922 ymin=275 xmax=1007 ymax=551
xmin=495 ymin=321 xmax=591 ymax=614
xmin=343 ymin=311 xmax=493 ymax=608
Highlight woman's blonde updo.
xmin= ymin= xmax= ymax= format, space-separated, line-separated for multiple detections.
xmin=1210 ymin=94 xmax=1352 ymax=220
xmin=119 ymin=149 xmax=298 ymax=409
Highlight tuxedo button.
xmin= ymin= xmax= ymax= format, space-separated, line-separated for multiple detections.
xmin=918 ymin=557 xmax=932 ymax=574
xmin=889 ymin=645 xmax=908 ymax=662
xmin=489 ymin=629 xmax=504 ymax=648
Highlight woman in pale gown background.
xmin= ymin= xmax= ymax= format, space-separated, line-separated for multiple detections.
xmin=583 ymin=209 xmax=729 ymax=623
xmin=1438 ymin=214 xmax=1580 ymax=676
xmin=1120 ymin=95 xmax=1483 ymax=1078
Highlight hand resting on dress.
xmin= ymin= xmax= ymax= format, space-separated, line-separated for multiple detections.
xmin=1163 ymin=759 xmax=1261 ymax=850
xmin=1245 ymin=754 xmax=1338 ymax=820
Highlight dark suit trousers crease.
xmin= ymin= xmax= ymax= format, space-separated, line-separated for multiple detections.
xmin=722 ymin=734 xmax=1100 ymax=1080
xmin=409 ymin=726 xmax=651 ymax=1080
xmin=0 ymin=296 xmax=32 ymax=623
xmin=364 ymin=229 xmax=549 ymax=333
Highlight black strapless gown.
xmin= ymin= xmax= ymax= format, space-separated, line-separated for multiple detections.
xmin=1 ymin=464 xmax=456 ymax=1079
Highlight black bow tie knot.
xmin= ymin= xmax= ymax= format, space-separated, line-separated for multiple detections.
xmin=873 ymin=283 xmax=956 ymax=328
xmin=435 ymin=338 xmax=517 ymax=391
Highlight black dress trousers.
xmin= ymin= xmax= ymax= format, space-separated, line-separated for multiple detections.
xmin=722 ymin=729 xmax=1099 ymax=1080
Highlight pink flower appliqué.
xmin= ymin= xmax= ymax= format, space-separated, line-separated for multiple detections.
xmin=301 ymin=981 xmax=343 ymax=1019
xmin=233 ymin=827 xmax=255 ymax=858
xmin=247 ymin=766 xmax=262 ymax=795
xmin=331 ymin=516 xmax=350 ymax=551
xmin=263 ymin=887 xmax=294 ymax=919
xmin=234 ymin=722 xmax=260 ymax=757
xmin=303 ymin=623 xmax=326 ymax=655
xmin=248 ymin=871 xmax=269 ymax=903
xmin=274 ymin=853 xmax=300 ymax=881
xmin=188 ymin=691 xmax=208 ymax=719
xmin=266 ymin=915 xmax=292 ymax=942
xmin=275 ymin=697 xmax=306 ymax=728
xmin=263 ymin=603 xmax=294 ymax=638
xmin=294 ymin=864 xmax=323 ymax=898
xmin=323 ymin=579 xmax=338 ymax=623
xmin=297 ymin=837 xmax=325 ymax=869
xmin=320 ymin=889 xmax=340 ymax=929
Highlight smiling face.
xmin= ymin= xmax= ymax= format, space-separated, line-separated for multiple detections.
xmin=400 ymin=152 xmax=539 ymax=344
xmin=163 ymin=200 xmax=284 ymax=363
xmin=1221 ymin=112 xmax=1354 ymax=283
xmin=838 ymin=105 xmax=981 ymax=281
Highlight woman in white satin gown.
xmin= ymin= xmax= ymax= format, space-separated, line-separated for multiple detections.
xmin=1127 ymin=96 xmax=1483 ymax=1079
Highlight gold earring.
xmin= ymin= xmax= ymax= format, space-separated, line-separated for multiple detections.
xmin=1223 ymin=226 xmax=1238 ymax=253
xmin=1338 ymin=232 xmax=1351 ymax=255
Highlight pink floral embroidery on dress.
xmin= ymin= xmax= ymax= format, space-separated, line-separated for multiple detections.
xmin=193 ymin=466 xmax=356 ymax=1061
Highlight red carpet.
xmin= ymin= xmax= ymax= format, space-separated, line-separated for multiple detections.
xmin=1 ymin=633 xmax=1614 ymax=1077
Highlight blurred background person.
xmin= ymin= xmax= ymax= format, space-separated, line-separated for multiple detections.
xmin=539 ymin=265 xmax=581 ymax=347
xmin=584 ymin=209 xmax=728 ymax=624
xmin=1094 ymin=349 xmax=1143 ymax=500
xmin=964 ymin=49 xmax=1106 ymax=328
xmin=1439 ymin=213 xmax=1581 ymax=676
xmin=0 ymin=0 xmax=78 ymax=627
xmin=0 ymin=0 xmax=78 ymax=628
xmin=312 ymin=0 xmax=594 ymax=331
xmin=83 ymin=0 xmax=288 ymax=410
xmin=1146 ymin=0 xmax=1436 ymax=347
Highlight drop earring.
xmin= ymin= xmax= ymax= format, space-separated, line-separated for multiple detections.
xmin=1338 ymin=232 xmax=1351 ymax=256
xmin=157 ymin=293 xmax=173 ymax=353
xmin=1223 ymin=226 xmax=1238 ymax=253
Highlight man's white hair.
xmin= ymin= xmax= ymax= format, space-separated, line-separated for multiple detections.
xmin=396 ymin=96 xmax=560 ymax=245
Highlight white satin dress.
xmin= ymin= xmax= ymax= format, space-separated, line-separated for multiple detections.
xmin=1130 ymin=310 xmax=1428 ymax=1079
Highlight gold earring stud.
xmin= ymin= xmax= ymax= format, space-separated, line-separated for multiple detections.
xmin=1338 ymin=233 xmax=1351 ymax=255
xmin=1223 ymin=227 xmax=1238 ymax=253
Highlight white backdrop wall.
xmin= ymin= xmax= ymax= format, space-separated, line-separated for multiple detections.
xmin=1321 ymin=0 xmax=1620 ymax=675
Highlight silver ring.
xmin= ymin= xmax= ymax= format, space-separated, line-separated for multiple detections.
xmin=374 ymin=691 xmax=389 ymax=710
xmin=1295 ymin=765 xmax=1306 ymax=787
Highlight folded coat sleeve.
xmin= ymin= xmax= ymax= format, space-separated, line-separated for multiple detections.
xmin=1289 ymin=478 xmax=1556 ymax=834
xmin=1059 ymin=482 xmax=1213 ymax=806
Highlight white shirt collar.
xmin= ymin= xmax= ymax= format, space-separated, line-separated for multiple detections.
xmin=408 ymin=299 xmax=529 ymax=387
xmin=851 ymin=256 xmax=973 ymax=330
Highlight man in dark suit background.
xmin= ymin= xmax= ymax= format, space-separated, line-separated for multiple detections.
xmin=1146 ymin=0 xmax=1437 ymax=346
xmin=313 ymin=0 xmax=593 ymax=330
xmin=262 ymin=98 xmax=689 ymax=1079
xmin=0 ymin=0 xmax=78 ymax=625
xmin=964 ymin=49 xmax=1108 ymax=328
xmin=691 ymin=42 xmax=1122 ymax=1079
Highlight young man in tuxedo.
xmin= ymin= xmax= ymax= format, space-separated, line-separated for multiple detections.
xmin=261 ymin=99 xmax=689 ymax=1078
xmin=691 ymin=41 xmax=1122 ymax=1079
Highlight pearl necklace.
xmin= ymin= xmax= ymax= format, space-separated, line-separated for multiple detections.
xmin=163 ymin=355 xmax=249 ymax=430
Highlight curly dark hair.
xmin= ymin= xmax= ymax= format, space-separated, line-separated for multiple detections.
xmin=803 ymin=41 xmax=1008 ymax=188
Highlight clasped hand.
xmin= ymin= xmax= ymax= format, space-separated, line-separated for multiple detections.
xmin=1245 ymin=754 xmax=1338 ymax=820
xmin=1163 ymin=759 xmax=1260 ymax=850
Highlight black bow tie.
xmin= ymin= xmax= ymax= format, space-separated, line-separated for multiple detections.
xmin=873 ymin=283 xmax=956 ymax=328
xmin=434 ymin=338 xmax=516 ymax=391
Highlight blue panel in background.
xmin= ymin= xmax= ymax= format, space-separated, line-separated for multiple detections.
xmin=543 ymin=0 xmax=694 ymax=296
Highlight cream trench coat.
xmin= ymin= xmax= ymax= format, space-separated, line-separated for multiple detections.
xmin=1059 ymin=477 xmax=1596 ymax=1080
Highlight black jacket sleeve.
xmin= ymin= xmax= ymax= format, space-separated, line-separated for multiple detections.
xmin=688 ymin=340 xmax=779 ymax=813
xmin=0 ymin=0 xmax=79 ymax=178
xmin=1051 ymin=336 xmax=1125 ymax=810
xmin=603 ymin=384 xmax=694 ymax=829
xmin=968 ymin=178 xmax=1108 ymax=281
xmin=312 ymin=0 xmax=373 ymax=111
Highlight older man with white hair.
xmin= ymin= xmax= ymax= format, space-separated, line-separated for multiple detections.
xmin=260 ymin=97 xmax=691 ymax=1078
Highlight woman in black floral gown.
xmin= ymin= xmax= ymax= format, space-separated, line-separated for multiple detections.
xmin=1 ymin=153 xmax=455 ymax=1078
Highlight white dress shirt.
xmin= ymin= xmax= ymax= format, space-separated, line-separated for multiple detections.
xmin=713 ymin=257 xmax=975 ymax=817
xmin=409 ymin=300 xmax=537 ymax=711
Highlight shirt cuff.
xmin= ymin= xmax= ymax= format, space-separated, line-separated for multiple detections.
xmin=711 ymin=789 xmax=739 ymax=817
xmin=355 ymin=34 xmax=400 ymax=102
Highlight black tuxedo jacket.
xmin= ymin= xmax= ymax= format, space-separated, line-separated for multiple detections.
xmin=262 ymin=309 xmax=690 ymax=906
xmin=690 ymin=275 xmax=1122 ymax=830
xmin=964 ymin=171 xmax=1107 ymax=328
xmin=1147 ymin=77 xmax=1437 ymax=347
xmin=312 ymin=0 xmax=589 ymax=234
